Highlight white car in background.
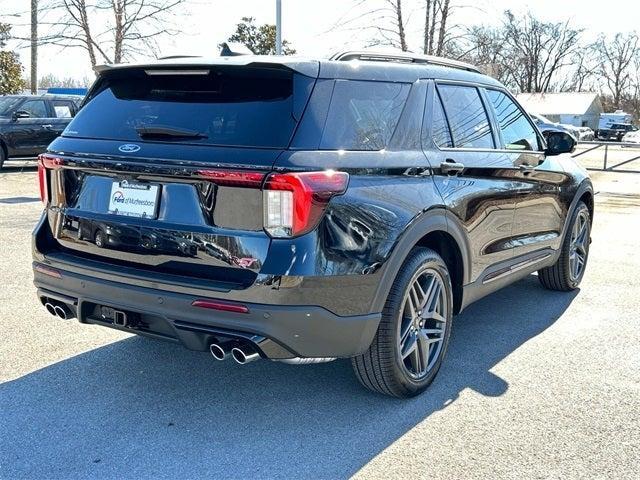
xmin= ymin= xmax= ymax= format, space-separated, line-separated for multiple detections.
xmin=622 ymin=129 xmax=640 ymax=144
xmin=576 ymin=127 xmax=595 ymax=141
xmin=529 ymin=113 xmax=582 ymax=139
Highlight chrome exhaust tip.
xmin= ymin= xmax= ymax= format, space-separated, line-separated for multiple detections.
xmin=44 ymin=302 xmax=56 ymax=317
xmin=53 ymin=305 xmax=68 ymax=320
xmin=209 ymin=343 xmax=228 ymax=361
xmin=231 ymin=346 xmax=260 ymax=365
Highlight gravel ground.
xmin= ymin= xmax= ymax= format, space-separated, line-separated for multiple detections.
xmin=0 ymin=166 xmax=639 ymax=479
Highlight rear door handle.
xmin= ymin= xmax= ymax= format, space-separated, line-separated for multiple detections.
xmin=440 ymin=159 xmax=465 ymax=175
xmin=41 ymin=124 xmax=53 ymax=129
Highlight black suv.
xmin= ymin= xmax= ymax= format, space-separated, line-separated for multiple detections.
xmin=0 ymin=94 xmax=82 ymax=169
xmin=32 ymin=51 xmax=593 ymax=398
xmin=597 ymin=123 xmax=636 ymax=142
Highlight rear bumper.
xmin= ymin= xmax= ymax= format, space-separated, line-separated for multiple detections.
xmin=33 ymin=262 xmax=381 ymax=359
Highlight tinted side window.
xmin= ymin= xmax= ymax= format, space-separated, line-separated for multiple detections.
xmin=486 ymin=90 xmax=540 ymax=151
xmin=321 ymin=80 xmax=410 ymax=150
xmin=430 ymin=92 xmax=453 ymax=148
xmin=438 ymin=85 xmax=494 ymax=149
xmin=52 ymin=100 xmax=75 ymax=118
xmin=20 ymin=100 xmax=48 ymax=118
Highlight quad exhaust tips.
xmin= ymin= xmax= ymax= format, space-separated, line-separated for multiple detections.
xmin=210 ymin=340 xmax=261 ymax=364
xmin=209 ymin=342 xmax=231 ymax=361
xmin=210 ymin=339 xmax=335 ymax=365
xmin=231 ymin=345 xmax=260 ymax=364
xmin=43 ymin=301 xmax=72 ymax=320
xmin=54 ymin=305 xmax=68 ymax=319
xmin=44 ymin=302 xmax=57 ymax=317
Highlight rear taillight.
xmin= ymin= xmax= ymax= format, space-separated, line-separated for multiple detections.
xmin=197 ymin=169 xmax=265 ymax=188
xmin=37 ymin=159 xmax=47 ymax=203
xmin=37 ymin=154 xmax=63 ymax=204
xmin=263 ymin=170 xmax=349 ymax=237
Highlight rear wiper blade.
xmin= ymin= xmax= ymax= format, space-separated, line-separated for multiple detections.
xmin=135 ymin=125 xmax=208 ymax=140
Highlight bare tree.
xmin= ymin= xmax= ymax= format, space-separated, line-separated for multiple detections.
xmin=500 ymin=11 xmax=582 ymax=93
xmin=392 ymin=0 xmax=408 ymax=51
xmin=38 ymin=0 xmax=185 ymax=68
xmin=565 ymin=50 xmax=598 ymax=92
xmin=423 ymin=0 xmax=453 ymax=56
xmin=456 ymin=25 xmax=508 ymax=82
xmin=331 ymin=0 xmax=408 ymax=51
xmin=38 ymin=72 xmax=92 ymax=87
xmin=591 ymin=32 xmax=639 ymax=108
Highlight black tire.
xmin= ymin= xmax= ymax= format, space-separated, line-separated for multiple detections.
xmin=351 ymin=247 xmax=453 ymax=398
xmin=0 ymin=146 xmax=5 ymax=171
xmin=538 ymin=201 xmax=591 ymax=291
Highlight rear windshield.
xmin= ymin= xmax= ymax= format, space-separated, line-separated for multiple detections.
xmin=64 ymin=67 xmax=313 ymax=148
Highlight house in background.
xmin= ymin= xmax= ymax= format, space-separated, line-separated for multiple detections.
xmin=516 ymin=92 xmax=603 ymax=130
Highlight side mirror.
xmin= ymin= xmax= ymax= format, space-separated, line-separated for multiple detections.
xmin=544 ymin=130 xmax=576 ymax=155
xmin=12 ymin=110 xmax=31 ymax=121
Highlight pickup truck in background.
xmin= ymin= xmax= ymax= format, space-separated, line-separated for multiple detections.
xmin=596 ymin=111 xmax=637 ymax=141
xmin=0 ymin=94 xmax=83 ymax=170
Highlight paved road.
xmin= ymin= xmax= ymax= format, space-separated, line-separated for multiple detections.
xmin=1 ymin=168 xmax=639 ymax=479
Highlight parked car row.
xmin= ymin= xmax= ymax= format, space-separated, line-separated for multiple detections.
xmin=528 ymin=112 xmax=577 ymax=137
xmin=0 ymin=94 xmax=83 ymax=169
xmin=526 ymin=110 xmax=640 ymax=143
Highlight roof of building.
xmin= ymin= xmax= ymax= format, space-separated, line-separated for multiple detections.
xmin=516 ymin=92 xmax=602 ymax=115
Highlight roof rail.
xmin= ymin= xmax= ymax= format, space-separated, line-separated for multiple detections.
xmin=329 ymin=50 xmax=481 ymax=74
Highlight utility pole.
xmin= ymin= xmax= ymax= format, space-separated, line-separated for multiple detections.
xmin=30 ymin=0 xmax=37 ymax=94
xmin=275 ymin=0 xmax=282 ymax=55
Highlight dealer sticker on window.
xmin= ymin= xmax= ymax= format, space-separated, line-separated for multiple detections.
xmin=108 ymin=180 xmax=160 ymax=218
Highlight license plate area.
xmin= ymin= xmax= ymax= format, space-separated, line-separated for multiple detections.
xmin=108 ymin=180 xmax=160 ymax=219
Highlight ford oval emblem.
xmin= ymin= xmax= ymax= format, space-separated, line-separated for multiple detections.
xmin=118 ymin=144 xmax=141 ymax=153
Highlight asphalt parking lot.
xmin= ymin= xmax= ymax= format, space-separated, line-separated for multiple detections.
xmin=1 ymin=164 xmax=639 ymax=479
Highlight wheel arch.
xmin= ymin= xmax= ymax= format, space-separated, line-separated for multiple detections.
xmin=371 ymin=208 xmax=471 ymax=315
xmin=561 ymin=179 xmax=594 ymax=243
xmin=578 ymin=189 xmax=594 ymax=221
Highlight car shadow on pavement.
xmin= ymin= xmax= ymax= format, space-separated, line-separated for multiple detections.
xmin=1 ymin=275 xmax=578 ymax=479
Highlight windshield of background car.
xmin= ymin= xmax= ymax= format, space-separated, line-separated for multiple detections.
xmin=0 ymin=97 xmax=22 ymax=116
xmin=63 ymin=66 xmax=314 ymax=148
xmin=533 ymin=113 xmax=554 ymax=124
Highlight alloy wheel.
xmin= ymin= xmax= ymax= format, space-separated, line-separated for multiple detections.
xmin=397 ymin=266 xmax=448 ymax=379
xmin=569 ymin=210 xmax=589 ymax=281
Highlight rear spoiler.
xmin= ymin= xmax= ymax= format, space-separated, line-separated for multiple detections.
xmin=94 ymin=56 xmax=320 ymax=78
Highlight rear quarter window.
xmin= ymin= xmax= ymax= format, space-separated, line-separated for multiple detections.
xmin=320 ymin=80 xmax=410 ymax=151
